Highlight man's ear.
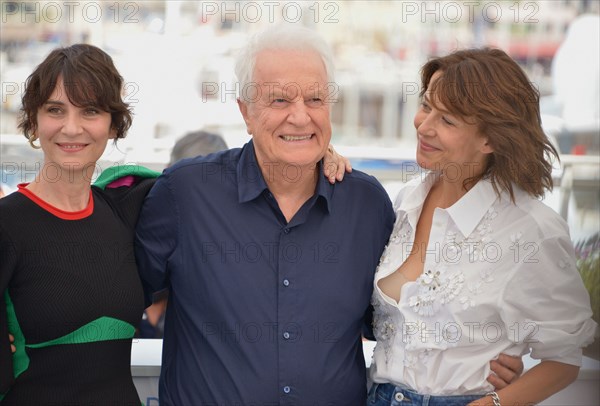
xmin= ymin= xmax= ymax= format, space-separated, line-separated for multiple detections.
xmin=237 ymin=98 xmax=252 ymax=135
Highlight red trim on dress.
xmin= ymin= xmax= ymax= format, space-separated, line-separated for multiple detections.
xmin=17 ymin=183 xmax=94 ymax=220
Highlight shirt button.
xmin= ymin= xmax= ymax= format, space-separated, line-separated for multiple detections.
xmin=283 ymin=279 xmax=290 ymax=287
xmin=394 ymin=392 xmax=404 ymax=402
xmin=283 ymin=228 xmax=290 ymax=234
xmin=283 ymin=386 xmax=291 ymax=394
xmin=283 ymin=331 xmax=290 ymax=339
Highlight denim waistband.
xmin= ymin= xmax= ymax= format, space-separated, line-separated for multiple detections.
xmin=368 ymin=382 xmax=486 ymax=406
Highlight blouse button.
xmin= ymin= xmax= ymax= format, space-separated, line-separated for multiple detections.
xmin=394 ymin=392 xmax=404 ymax=402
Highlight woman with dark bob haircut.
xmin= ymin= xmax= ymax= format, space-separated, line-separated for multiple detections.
xmin=368 ymin=48 xmax=596 ymax=405
xmin=0 ymin=44 xmax=155 ymax=404
xmin=19 ymin=44 xmax=132 ymax=147
xmin=0 ymin=43 xmax=349 ymax=404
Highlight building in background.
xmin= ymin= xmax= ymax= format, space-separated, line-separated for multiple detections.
xmin=1 ymin=1 xmax=598 ymax=239
xmin=2 ymin=0 xmax=598 ymax=149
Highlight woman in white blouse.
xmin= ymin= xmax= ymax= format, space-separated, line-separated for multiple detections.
xmin=368 ymin=48 xmax=597 ymax=406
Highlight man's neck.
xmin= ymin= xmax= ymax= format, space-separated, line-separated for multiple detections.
xmin=261 ymin=162 xmax=320 ymax=223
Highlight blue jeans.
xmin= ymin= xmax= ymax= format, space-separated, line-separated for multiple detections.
xmin=368 ymin=383 xmax=486 ymax=406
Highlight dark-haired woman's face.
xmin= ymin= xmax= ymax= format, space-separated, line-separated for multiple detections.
xmin=413 ymin=72 xmax=493 ymax=179
xmin=36 ymin=77 xmax=115 ymax=176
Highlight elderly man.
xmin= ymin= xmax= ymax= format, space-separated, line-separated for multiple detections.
xmin=135 ymin=24 xmax=393 ymax=405
xmin=135 ymin=25 xmax=521 ymax=405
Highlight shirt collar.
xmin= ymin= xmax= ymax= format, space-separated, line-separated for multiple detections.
xmin=237 ymin=140 xmax=269 ymax=203
xmin=397 ymin=172 xmax=499 ymax=238
xmin=313 ymin=164 xmax=332 ymax=214
xmin=446 ymin=177 xmax=498 ymax=238
xmin=236 ymin=140 xmax=332 ymax=214
xmin=398 ymin=172 xmax=438 ymax=216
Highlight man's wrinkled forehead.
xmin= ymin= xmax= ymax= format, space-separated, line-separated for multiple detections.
xmin=244 ymin=49 xmax=329 ymax=100
xmin=252 ymin=48 xmax=326 ymax=77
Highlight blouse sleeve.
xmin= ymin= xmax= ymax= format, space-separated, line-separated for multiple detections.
xmin=499 ymin=228 xmax=597 ymax=366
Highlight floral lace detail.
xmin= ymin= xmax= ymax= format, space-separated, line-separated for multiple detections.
xmin=403 ymin=348 xmax=433 ymax=368
xmin=374 ymin=301 xmax=456 ymax=366
xmin=408 ymin=207 xmax=499 ymax=317
xmin=456 ymin=207 xmax=500 ymax=310
xmin=371 ymin=295 xmax=397 ymax=363
xmin=459 ymin=281 xmax=482 ymax=310
xmin=402 ymin=321 xmax=457 ymax=367
xmin=446 ymin=207 xmax=498 ymax=263
xmin=377 ymin=215 xmax=411 ymax=270
xmin=389 ymin=215 xmax=411 ymax=244
xmin=372 ymin=214 xmax=414 ymax=364
xmin=409 ymin=266 xmax=465 ymax=317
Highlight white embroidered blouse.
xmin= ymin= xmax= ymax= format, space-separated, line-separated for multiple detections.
xmin=370 ymin=172 xmax=597 ymax=395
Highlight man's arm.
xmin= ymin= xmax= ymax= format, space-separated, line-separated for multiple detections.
xmin=488 ymin=354 xmax=524 ymax=389
xmin=362 ymin=304 xmax=376 ymax=341
xmin=134 ymin=173 xmax=179 ymax=306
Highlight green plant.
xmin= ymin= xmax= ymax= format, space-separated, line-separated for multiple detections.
xmin=575 ymin=233 xmax=600 ymax=326
xmin=575 ymin=233 xmax=599 ymax=360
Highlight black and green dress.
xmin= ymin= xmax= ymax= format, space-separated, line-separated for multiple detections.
xmin=0 ymin=166 xmax=157 ymax=405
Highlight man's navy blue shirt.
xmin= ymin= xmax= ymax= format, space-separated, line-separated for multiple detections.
xmin=135 ymin=141 xmax=394 ymax=405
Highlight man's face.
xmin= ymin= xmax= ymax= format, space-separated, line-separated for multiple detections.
xmin=238 ymin=49 xmax=332 ymax=177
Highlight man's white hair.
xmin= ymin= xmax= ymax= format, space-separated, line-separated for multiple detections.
xmin=234 ymin=24 xmax=335 ymax=101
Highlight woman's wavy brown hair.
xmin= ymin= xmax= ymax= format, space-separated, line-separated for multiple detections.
xmin=420 ymin=48 xmax=558 ymax=201
xmin=18 ymin=44 xmax=132 ymax=147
